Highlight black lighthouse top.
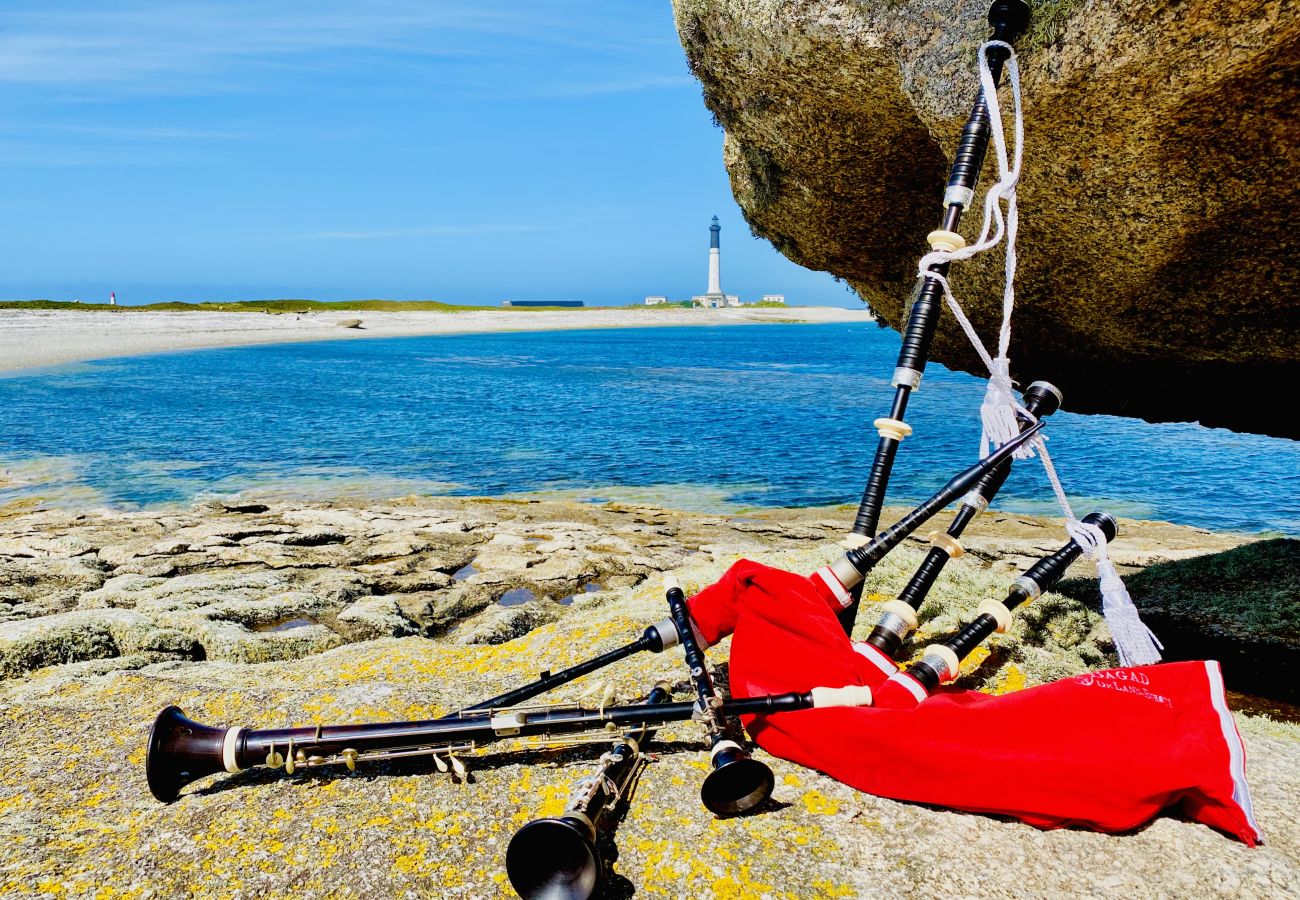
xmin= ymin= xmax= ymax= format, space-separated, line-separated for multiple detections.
xmin=709 ymin=215 xmax=720 ymax=249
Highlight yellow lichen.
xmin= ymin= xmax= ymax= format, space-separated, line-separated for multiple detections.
xmin=993 ymin=663 xmax=1027 ymax=695
xmin=801 ymin=789 xmax=841 ymax=816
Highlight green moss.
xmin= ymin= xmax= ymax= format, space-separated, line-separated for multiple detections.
xmin=1059 ymin=539 xmax=1300 ymax=641
xmin=1024 ymin=0 xmax=1086 ymax=49
xmin=739 ymin=145 xmax=784 ymax=208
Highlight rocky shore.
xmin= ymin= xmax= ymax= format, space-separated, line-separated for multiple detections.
xmin=2 ymin=495 xmax=1297 ymax=897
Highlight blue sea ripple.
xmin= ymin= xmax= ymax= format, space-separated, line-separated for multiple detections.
xmin=0 ymin=323 xmax=1295 ymax=535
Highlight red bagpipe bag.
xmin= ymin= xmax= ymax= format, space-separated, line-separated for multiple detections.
xmin=688 ymin=559 xmax=1263 ymax=845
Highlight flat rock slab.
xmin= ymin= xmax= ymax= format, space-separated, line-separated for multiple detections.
xmin=1 ymin=567 xmax=1296 ymax=898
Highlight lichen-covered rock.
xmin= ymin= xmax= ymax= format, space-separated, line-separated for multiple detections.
xmin=671 ymin=0 xmax=1300 ymax=437
xmin=164 ymin=616 xmax=344 ymax=664
xmin=452 ymin=598 xmax=566 ymax=646
xmin=335 ymin=596 xmax=421 ymax=641
xmin=0 ymin=608 xmax=197 ymax=677
xmin=0 ymin=553 xmax=1296 ymax=898
xmin=0 ymin=557 xmax=104 ymax=620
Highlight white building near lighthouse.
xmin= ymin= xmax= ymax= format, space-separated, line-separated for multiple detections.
xmin=692 ymin=216 xmax=740 ymax=308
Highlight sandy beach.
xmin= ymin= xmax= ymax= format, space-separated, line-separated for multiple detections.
xmin=0 ymin=305 xmax=873 ymax=373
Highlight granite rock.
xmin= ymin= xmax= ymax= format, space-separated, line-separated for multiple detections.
xmin=671 ymin=0 xmax=1299 ymax=437
xmin=335 ymin=596 xmax=422 ymax=641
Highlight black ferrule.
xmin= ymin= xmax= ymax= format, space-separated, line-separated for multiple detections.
xmin=643 ymin=623 xmax=668 ymax=653
xmin=944 ymin=613 xmax=1000 ymax=663
xmin=896 ymin=276 xmax=948 ymax=373
xmin=851 ymin=434 xmax=901 ymax=537
xmin=946 ymin=94 xmax=993 ymax=195
xmin=988 ymin=0 xmax=1032 ymax=47
xmin=1001 ymin=584 xmax=1033 ymax=613
xmin=865 ymin=627 xmax=902 ymax=658
xmin=1022 ymin=384 xmax=1062 ymax=420
xmin=897 ymin=546 xmax=951 ymax=610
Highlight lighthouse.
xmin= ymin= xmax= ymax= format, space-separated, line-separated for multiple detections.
xmin=692 ymin=215 xmax=739 ymax=308
xmin=707 ymin=216 xmax=722 ymax=294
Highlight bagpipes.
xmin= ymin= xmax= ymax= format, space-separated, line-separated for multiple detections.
xmin=144 ymin=4 xmax=1263 ymax=897
xmin=146 ymin=477 xmax=1261 ymax=900
xmin=147 ymin=501 xmax=1262 ymax=900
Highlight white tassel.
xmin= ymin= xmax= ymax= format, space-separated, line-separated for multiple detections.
xmin=979 ymin=357 xmax=1033 ymax=460
xmin=1096 ymin=555 xmax=1164 ymax=666
xmin=1068 ymin=521 xmax=1163 ymax=667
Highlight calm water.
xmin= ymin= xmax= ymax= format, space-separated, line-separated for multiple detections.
xmin=1 ymin=324 xmax=1296 ymax=534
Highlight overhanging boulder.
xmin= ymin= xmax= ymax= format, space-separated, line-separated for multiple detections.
xmin=673 ymin=0 xmax=1299 ymax=437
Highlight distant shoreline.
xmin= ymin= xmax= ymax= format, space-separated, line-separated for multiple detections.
xmin=0 ymin=305 xmax=874 ymax=374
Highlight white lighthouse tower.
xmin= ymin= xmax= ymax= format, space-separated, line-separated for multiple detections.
xmin=707 ymin=215 xmax=722 ymax=294
xmin=693 ymin=216 xmax=740 ymax=308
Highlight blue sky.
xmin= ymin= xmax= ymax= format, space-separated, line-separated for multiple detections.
xmin=0 ymin=1 xmax=852 ymax=307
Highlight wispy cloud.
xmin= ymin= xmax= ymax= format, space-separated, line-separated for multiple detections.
xmin=0 ymin=1 xmax=688 ymax=100
xmin=532 ymin=74 xmax=695 ymax=99
xmin=290 ymin=223 xmax=552 ymax=241
xmin=4 ymin=121 xmax=254 ymax=141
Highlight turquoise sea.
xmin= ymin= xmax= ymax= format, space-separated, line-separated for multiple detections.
xmin=1 ymin=323 xmax=1296 ymax=535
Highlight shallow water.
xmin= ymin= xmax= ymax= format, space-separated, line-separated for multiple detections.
xmin=498 ymin=587 xmax=535 ymax=607
xmin=0 ymin=324 xmax=1296 ymax=534
xmin=251 ymin=616 xmax=319 ymax=633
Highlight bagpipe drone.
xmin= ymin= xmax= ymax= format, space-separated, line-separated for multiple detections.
xmin=835 ymin=0 xmax=1035 ymax=635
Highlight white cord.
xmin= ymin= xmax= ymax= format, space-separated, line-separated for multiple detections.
xmin=925 ymin=42 xmax=1162 ymax=666
xmin=916 ymin=41 xmax=1033 ymax=461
